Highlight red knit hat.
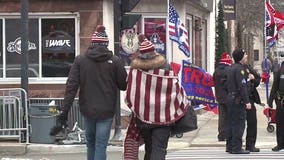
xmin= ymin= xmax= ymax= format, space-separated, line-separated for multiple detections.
xmin=219 ymin=52 xmax=232 ymax=65
xmin=138 ymin=34 xmax=155 ymax=53
xmin=91 ymin=25 xmax=109 ymax=45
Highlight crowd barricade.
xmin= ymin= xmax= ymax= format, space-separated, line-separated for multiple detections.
xmin=0 ymin=88 xmax=28 ymax=144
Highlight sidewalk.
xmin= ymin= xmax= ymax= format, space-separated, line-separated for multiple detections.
xmin=0 ymin=86 xmax=277 ymax=156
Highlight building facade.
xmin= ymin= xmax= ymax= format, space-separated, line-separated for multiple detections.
xmin=0 ymin=0 xmax=216 ymax=101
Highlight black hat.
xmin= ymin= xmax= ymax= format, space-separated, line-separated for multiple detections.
xmin=232 ymin=48 xmax=245 ymax=63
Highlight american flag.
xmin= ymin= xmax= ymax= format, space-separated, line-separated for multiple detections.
xmin=123 ymin=68 xmax=189 ymax=159
xmin=168 ymin=3 xmax=190 ymax=57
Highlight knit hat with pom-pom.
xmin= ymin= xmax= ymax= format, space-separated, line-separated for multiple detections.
xmin=91 ymin=25 xmax=109 ymax=46
xmin=219 ymin=52 xmax=232 ymax=65
xmin=138 ymin=34 xmax=155 ymax=53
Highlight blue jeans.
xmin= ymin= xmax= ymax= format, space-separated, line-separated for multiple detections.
xmin=85 ymin=117 xmax=113 ymax=160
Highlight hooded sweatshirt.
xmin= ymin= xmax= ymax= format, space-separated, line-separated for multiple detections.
xmin=62 ymin=45 xmax=127 ymax=119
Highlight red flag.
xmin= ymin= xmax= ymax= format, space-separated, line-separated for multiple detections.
xmin=275 ymin=10 xmax=284 ymax=30
xmin=265 ymin=0 xmax=278 ymax=43
xmin=170 ymin=62 xmax=181 ymax=75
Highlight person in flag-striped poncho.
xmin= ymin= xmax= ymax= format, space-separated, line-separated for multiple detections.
xmin=123 ymin=34 xmax=189 ymax=160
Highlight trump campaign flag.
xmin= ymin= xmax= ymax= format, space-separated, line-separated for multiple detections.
xmin=181 ymin=60 xmax=216 ymax=105
xmin=168 ymin=3 xmax=190 ymax=57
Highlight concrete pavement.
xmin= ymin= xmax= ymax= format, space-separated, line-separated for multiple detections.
xmin=0 ymin=85 xmax=277 ymax=156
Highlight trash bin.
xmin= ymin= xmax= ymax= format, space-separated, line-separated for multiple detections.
xmin=29 ymin=103 xmax=58 ymax=144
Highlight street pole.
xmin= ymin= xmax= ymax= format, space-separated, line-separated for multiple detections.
xmin=110 ymin=0 xmax=123 ymax=143
xmin=21 ymin=0 xmax=29 ymax=142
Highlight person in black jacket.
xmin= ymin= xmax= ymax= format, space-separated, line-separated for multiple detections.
xmin=213 ymin=52 xmax=232 ymax=141
xmin=59 ymin=25 xmax=127 ymax=160
xmin=244 ymin=64 xmax=261 ymax=152
xmin=268 ymin=61 xmax=284 ymax=152
xmin=226 ymin=48 xmax=251 ymax=154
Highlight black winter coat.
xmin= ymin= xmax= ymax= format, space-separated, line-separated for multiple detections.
xmin=213 ymin=64 xmax=230 ymax=104
xmin=62 ymin=45 xmax=127 ymax=119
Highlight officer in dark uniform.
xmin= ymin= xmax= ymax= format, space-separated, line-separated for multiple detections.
xmin=268 ymin=61 xmax=284 ymax=152
xmin=226 ymin=48 xmax=251 ymax=154
xmin=244 ymin=64 xmax=261 ymax=152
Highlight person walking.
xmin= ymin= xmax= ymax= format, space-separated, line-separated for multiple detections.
xmin=268 ymin=61 xmax=284 ymax=152
xmin=244 ymin=64 xmax=261 ymax=152
xmin=226 ymin=48 xmax=251 ymax=154
xmin=213 ymin=52 xmax=232 ymax=141
xmin=123 ymin=34 xmax=189 ymax=160
xmin=58 ymin=25 xmax=128 ymax=160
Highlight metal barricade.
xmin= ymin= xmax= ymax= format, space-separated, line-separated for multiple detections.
xmin=29 ymin=98 xmax=85 ymax=130
xmin=0 ymin=88 xmax=29 ymax=144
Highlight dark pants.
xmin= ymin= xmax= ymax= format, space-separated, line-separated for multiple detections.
xmin=275 ymin=99 xmax=284 ymax=147
xmin=226 ymin=96 xmax=246 ymax=152
xmin=245 ymin=102 xmax=257 ymax=149
xmin=139 ymin=126 xmax=171 ymax=160
xmin=218 ymin=103 xmax=228 ymax=140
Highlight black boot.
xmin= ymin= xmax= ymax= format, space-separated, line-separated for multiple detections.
xmin=246 ymin=147 xmax=260 ymax=152
xmin=231 ymin=149 xmax=250 ymax=154
xmin=272 ymin=146 xmax=283 ymax=152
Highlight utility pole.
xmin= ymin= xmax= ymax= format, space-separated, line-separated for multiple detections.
xmin=111 ymin=0 xmax=141 ymax=143
xmin=110 ymin=0 xmax=123 ymax=143
xmin=21 ymin=0 xmax=29 ymax=142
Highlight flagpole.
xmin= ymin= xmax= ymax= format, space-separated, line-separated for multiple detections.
xmin=167 ymin=0 xmax=172 ymax=62
xmin=264 ymin=0 xmax=269 ymax=102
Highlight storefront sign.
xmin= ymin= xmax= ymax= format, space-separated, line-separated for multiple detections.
xmin=223 ymin=0 xmax=236 ymax=21
xmin=42 ymin=31 xmax=74 ymax=53
xmin=121 ymin=29 xmax=139 ymax=54
xmin=150 ymin=33 xmax=165 ymax=55
xmin=7 ymin=37 xmax=37 ymax=54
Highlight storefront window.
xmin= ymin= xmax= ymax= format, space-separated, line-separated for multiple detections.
xmin=144 ymin=18 xmax=167 ymax=56
xmin=0 ymin=16 xmax=76 ymax=80
xmin=0 ymin=19 xmax=2 ymax=77
xmin=5 ymin=19 xmax=39 ymax=77
xmin=41 ymin=18 xmax=75 ymax=77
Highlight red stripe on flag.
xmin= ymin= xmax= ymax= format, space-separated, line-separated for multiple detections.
xmin=154 ymin=69 xmax=161 ymax=123
xmin=126 ymin=68 xmax=133 ymax=109
xmin=174 ymin=81 xmax=181 ymax=118
xmin=134 ymin=70 xmax=142 ymax=114
xmin=144 ymin=73 xmax=152 ymax=121
xmin=165 ymin=71 xmax=172 ymax=121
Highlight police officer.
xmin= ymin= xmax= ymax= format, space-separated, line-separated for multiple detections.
xmin=226 ymin=48 xmax=251 ymax=154
xmin=268 ymin=61 xmax=284 ymax=152
xmin=244 ymin=64 xmax=261 ymax=152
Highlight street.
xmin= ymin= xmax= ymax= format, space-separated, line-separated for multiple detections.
xmin=2 ymin=148 xmax=284 ymax=160
xmin=0 ymin=151 xmax=145 ymax=160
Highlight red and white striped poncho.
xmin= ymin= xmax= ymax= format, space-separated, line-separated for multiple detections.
xmin=123 ymin=68 xmax=189 ymax=160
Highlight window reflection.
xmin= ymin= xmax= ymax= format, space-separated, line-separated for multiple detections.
xmin=119 ymin=18 xmax=167 ymax=66
xmin=5 ymin=19 xmax=39 ymax=78
xmin=42 ymin=19 xmax=75 ymax=77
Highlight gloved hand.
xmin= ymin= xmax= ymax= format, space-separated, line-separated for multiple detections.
xmin=58 ymin=112 xmax=68 ymax=128
xmin=49 ymin=112 xmax=68 ymax=136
